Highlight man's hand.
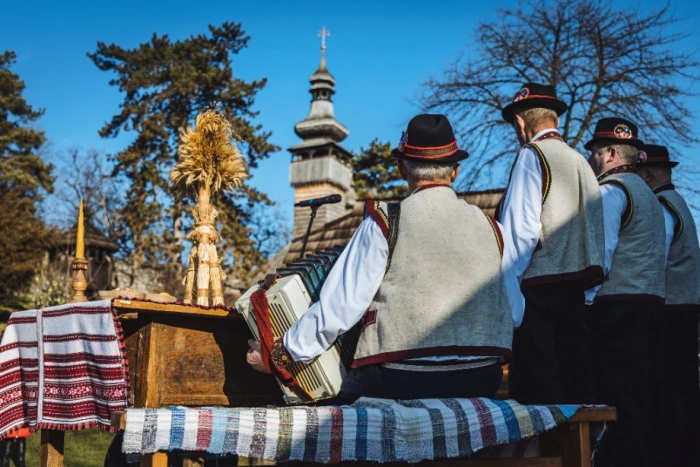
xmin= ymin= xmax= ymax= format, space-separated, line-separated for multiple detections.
xmin=246 ymin=339 xmax=271 ymax=374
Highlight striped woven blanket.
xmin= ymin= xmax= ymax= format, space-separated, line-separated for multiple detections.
xmin=0 ymin=300 xmax=130 ymax=439
xmin=123 ymin=398 xmax=582 ymax=463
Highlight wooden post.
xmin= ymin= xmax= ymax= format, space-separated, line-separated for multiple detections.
xmin=40 ymin=214 xmax=91 ymax=467
xmin=41 ymin=257 xmax=89 ymax=467
xmin=40 ymin=430 xmax=65 ymax=467
xmin=560 ymin=423 xmax=592 ymax=467
xmin=69 ymin=258 xmax=89 ymax=303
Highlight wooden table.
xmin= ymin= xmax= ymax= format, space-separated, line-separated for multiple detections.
xmin=111 ymin=406 xmax=616 ymax=467
xmin=115 ymin=299 xmax=282 ymax=409
xmin=118 ymin=299 xmax=283 ymax=466
xmin=41 ymin=299 xmax=283 ymax=467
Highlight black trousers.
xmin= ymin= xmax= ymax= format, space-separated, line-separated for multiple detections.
xmin=587 ymin=300 xmax=664 ymax=467
xmin=508 ymin=282 xmax=595 ymax=405
xmin=660 ymin=309 xmax=699 ymax=467
xmin=335 ymin=362 xmax=503 ymax=404
xmin=0 ymin=438 xmax=26 ymax=467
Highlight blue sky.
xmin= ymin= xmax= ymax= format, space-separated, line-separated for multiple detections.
xmin=2 ymin=0 xmax=698 ymax=228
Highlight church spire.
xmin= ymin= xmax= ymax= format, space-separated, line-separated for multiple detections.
xmin=293 ymin=26 xmax=348 ymax=143
xmin=288 ymin=27 xmax=354 ymax=238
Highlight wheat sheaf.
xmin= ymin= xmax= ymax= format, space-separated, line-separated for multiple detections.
xmin=170 ymin=110 xmax=248 ymax=196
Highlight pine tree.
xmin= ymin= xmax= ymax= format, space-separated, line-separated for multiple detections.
xmin=0 ymin=50 xmax=55 ymax=311
xmin=352 ymin=139 xmax=407 ymax=199
xmin=88 ymin=23 xmax=280 ymax=289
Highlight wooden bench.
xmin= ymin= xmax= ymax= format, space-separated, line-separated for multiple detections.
xmin=111 ymin=406 xmax=616 ymax=467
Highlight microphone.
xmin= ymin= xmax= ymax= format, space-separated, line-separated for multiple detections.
xmin=294 ymin=194 xmax=342 ymax=208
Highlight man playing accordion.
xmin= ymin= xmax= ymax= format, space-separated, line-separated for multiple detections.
xmin=248 ymin=114 xmax=524 ymax=403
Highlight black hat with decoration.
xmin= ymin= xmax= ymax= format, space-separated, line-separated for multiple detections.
xmin=584 ymin=117 xmax=645 ymax=150
xmin=501 ymin=83 xmax=569 ymax=124
xmin=392 ymin=114 xmax=469 ymax=163
xmin=637 ymin=144 xmax=679 ymax=168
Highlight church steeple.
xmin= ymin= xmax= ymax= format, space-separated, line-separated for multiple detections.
xmin=288 ymin=27 xmax=355 ymax=238
xmin=293 ymin=27 xmax=349 ymax=145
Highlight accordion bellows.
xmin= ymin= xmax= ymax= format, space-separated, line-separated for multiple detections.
xmin=236 ymin=246 xmax=360 ymax=404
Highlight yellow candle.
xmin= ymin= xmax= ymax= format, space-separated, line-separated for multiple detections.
xmin=76 ymin=199 xmax=85 ymax=259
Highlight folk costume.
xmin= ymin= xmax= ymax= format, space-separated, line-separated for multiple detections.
xmin=640 ymin=145 xmax=700 ymax=467
xmin=584 ymin=118 xmax=666 ymax=467
xmin=498 ymin=83 xmax=605 ymax=405
xmin=273 ymin=114 xmax=524 ymax=402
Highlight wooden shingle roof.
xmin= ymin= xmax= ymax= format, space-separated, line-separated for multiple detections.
xmin=283 ymin=188 xmax=504 ymax=263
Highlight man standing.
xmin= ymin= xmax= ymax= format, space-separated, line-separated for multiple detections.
xmin=499 ymin=83 xmax=604 ymax=405
xmin=585 ymin=118 xmax=666 ymax=467
xmin=636 ymin=144 xmax=700 ymax=467
xmin=247 ymin=114 xmax=524 ymax=402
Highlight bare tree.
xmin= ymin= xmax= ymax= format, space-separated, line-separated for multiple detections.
xmin=46 ymin=149 xmax=126 ymax=245
xmin=422 ymin=0 xmax=699 ymax=189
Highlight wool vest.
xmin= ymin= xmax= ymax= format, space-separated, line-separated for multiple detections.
xmin=517 ymin=139 xmax=605 ymax=288
xmin=597 ymin=171 xmax=666 ymax=302
xmin=353 ymin=186 xmax=513 ymax=368
xmin=655 ymin=187 xmax=700 ymax=310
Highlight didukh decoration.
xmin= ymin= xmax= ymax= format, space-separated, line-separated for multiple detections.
xmin=170 ymin=110 xmax=248 ymax=306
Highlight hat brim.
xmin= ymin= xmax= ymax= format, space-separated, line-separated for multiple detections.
xmin=584 ymin=137 xmax=645 ymax=150
xmin=642 ymin=160 xmax=679 ymax=168
xmin=501 ymin=98 xmax=569 ymax=124
xmin=391 ymin=148 xmax=469 ymax=163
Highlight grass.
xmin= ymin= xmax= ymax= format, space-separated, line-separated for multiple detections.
xmin=26 ymin=429 xmax=115 ymax=467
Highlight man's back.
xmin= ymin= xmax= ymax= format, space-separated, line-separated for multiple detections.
xmin=354 ymin=186 xmax=512 ymax=366
xmin=521 ymin=138 xmax=604 ymax=287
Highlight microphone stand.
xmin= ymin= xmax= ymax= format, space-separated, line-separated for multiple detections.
xmin=298 ymin=205 xmax=320 ymax=260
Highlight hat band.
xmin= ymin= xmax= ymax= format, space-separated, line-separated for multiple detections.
xmin=401 ymin=140 xmax=459 ymax=159
xmin=512 ymin=94 xmax=561 ymax=103
xmin=592 ymin=131 xmax=640 ymax=140
xmin=646 ymin=156 xmax=670 ymax=162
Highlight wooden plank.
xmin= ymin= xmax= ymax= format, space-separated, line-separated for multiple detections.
xmin=39 ymin=430 xmax=65 ymax=467
xmin=140 ymin=452 xmax=168 ymax=467
xmin=133 ymin=322 xmax=161 ymax=408
xmin=567 ymin=407 xmax=616 ymax=423
xmin=160 ymin=394 xmax=232 ymax=406
xmin=183 ymin=453 xmax=205 ymax=466
xmin=560 ymin=423 xmax=591 ymax=467
xmin=114 ymin=299 xmax=241 ymax=320
xmin=283 ymin=459 xmax=561 ymax=467
xmin=111 ymin=412 xmax=126 ymax=431
xmin=151 ymin=315 xmax=283 ymax=408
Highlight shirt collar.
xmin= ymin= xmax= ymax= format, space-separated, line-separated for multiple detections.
xmin=652 ymin=183 xmax=675 ymax=194
xmin=530 ymin=128 xmax=559 ymax=143
xmin=410 ymin=183 xmax=452 ymax=195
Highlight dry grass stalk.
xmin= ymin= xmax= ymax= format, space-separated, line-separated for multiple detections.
xmin=171 ymin=110 xmax=248 ymax=305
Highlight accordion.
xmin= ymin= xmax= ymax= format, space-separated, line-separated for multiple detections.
xmin=235 ymin=246 xmax=361 ymax=405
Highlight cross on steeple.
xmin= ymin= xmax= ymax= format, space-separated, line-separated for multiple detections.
xmin=318 ymin=26 xmax=330 ymax=50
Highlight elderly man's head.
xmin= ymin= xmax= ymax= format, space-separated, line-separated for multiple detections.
xmin=501 ymin=83 xmax=568 ymax=145
xmin=513 ymin=108 xmax=560 ymax=146
xmin=584 ymin=118 xmax=645 ymax=176
xmin=587 ymin=143 xmax=639 ymax=177
xmin=397 ymin=159 xmax=460 ymax=187
xmin=635 ymin=144 xmax=676 ymax=189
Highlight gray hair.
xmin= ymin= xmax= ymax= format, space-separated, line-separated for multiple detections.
xmin=401 ymin=159 xmax=458 ymax=182
xmin=516 ymin=107 xmax=559 ymax=129
xmin=611 ymin=144 xmax=639 ymax=164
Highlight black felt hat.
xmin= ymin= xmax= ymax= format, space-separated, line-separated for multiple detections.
xmin=392 ymin=114 xmax=469 ymax=163
xmin=638 ymin=144 xmax=679 ymax=167
xmin=584 ymin=117 xmax=645 ymax=150
xmin=501 ymin=83 xmax=569 ymax=123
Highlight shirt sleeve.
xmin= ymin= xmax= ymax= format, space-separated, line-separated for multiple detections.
xmin=661 ymin=203 xmax=675 ymax=266
xmin=499 ymin=146 xmax=543 ymax=284
xmin=497 ymin=220 xmax=525 ymax=328
xmin=584 ymin=183 xmax=627 ymax=305
xmin=283 ymin=217 xmax=389 ymax=364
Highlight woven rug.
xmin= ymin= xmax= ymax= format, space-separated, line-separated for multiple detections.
xmin=123 ymin=398 xmax=582 ymax=463
xmin=0 ymin=300 xmax=129 ymax=439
